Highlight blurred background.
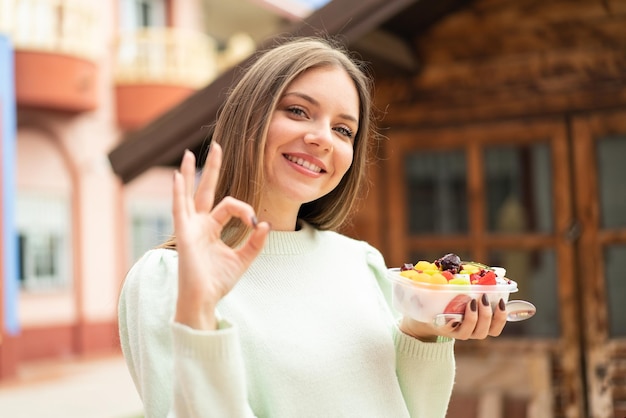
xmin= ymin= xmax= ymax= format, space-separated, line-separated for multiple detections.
xmin=1 ymin=0 xmax=626 ymax=417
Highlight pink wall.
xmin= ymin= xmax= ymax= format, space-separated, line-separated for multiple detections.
xmin=6 ymin=0 xmax=208 ymax=368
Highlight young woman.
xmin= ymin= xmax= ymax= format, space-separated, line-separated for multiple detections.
xmin=118 ymin=36 xmax=508 ymax=418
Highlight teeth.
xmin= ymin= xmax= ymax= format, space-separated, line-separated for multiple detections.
xmin=286 ymin=155 xmax=322 ymax=173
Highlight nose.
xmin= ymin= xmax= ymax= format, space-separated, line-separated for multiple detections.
xmin=303 ymin=123 xmax=333 ymax=152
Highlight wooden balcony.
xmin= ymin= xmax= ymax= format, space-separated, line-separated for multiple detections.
xmin=114 ymin=28 xmax=220 ymax=131
xmin=1 ymin=0 xmax=99 ymax=112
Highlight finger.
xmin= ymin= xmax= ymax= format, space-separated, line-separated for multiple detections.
xmin=488 ymin=298 xmax=508 ymax=336
xmin=470 ymin=294 xmax=493 ymax=339
xmin=452 ymin=298 xmax=478 ymax=340
xmin=210 ymin=196 xmax=257 ymax=230
xmin=438 ymin=318 xmax=462 ymax=337
xmin=172 ymin=170 xmax=187 ymax=235
xmin=235 ymin=221 xmax=271 ymax=265
xmin=195 ymin=142 xmax=222 ymax=212
xmin=180 ymin=150 xmax=197 ymax=215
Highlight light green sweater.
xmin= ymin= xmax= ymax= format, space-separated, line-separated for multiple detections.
xmin=118 ymin=222 xmax=455 ymax=417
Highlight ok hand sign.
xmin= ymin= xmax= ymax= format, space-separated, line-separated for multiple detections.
xmin=172 ymin=143 xmax=270 ymax=330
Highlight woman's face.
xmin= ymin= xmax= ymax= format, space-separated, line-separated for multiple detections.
xmin=262 ymin=66 xmax=359 ymax=218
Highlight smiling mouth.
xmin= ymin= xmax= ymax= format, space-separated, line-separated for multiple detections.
xmin=284 ymin=154 xmax=325 ymax=173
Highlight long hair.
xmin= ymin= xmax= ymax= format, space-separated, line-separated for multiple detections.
xmin=162 ymin=36 xmax=376 ymax=249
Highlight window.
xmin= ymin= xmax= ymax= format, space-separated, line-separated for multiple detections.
xmin=597 ymin=134 xmax=626 ymax=229
xmin=484 ymin=143 xmax=553 ymax=234
xmin=16 ymin=194 xmax=71 ymax=291
xmin=404 ymin=150 xmax=468 ymax=235
xmin=129 ymin=200 xmax=172 ymax=262
xmin=119 ymin=0 xmax=166 ymax=31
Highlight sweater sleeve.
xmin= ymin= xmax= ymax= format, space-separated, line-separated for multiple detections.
xmin=365 ymin=244 xmax=456 ymax=418
xmin=118 ymin=249 xmax=257 ymax=418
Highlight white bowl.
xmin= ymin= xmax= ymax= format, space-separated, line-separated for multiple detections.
xmin=387 ymin=268 xmax=518 ymax=323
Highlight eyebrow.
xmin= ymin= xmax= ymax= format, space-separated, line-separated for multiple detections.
xmin=283 ymin=91 xmax=359 ymax=125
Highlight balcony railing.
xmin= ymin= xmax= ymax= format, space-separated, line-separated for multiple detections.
xmin=115 ymin=28 xmax=219 ymax=89
xmin=0 ymin=0 xmax=255 ymax=116
xmin=0 ymin=0 xmax=99 ymax=111
xmin=113 ymin=29 xmax=255 ymax=130
xmin=0 ymin=0 xmax=98 ymax=59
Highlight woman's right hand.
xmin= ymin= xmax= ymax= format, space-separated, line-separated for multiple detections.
xmin=172 ymin=143 xmax=270 ymax=330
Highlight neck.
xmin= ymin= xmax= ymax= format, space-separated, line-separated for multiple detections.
xmin=257 ymin=200 xmax=300 ymax=231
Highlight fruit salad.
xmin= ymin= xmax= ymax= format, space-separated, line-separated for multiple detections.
xmin=387 ymin=253 xmax=518 ymax=323
xmin=399 ymin=253 xmax=512 ymax=286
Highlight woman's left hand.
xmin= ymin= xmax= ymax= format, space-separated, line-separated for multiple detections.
xmin=399 ymin=294 xmax=508 ymax=342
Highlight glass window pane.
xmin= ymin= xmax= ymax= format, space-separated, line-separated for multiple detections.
xmin=488 ymin=249 xmax=559 ymax=337
xmin=597 ymin=135 xmax=626 ymax=229
xmin=404 ymin=150 xmax=468 ymax=235
xmin=16 ymin=194 xmax=71 ymax=291
xmin=129 ymin=200 xmax=173 ymax=262
xmin=484 ymin=144 xmax=553 ymax=234
xmin=605 ymin=245 xmax=626 ymax=337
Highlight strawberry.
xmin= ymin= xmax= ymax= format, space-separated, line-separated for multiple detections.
xmin=443 ymin=294 xmax=472 ymax=314
xmin=475 ymin=270 xmax=496 ymax=285
xmin=441 ymin=271 xmax=454 ymax=281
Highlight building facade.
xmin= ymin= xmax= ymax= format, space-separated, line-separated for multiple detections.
xmin=0 ymin=0 xmax=256 ymax=379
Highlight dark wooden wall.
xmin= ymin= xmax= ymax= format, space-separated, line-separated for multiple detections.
xmin=348 ymin=1 xmax=626 ymax=417
xmin=375 ymin=0 xmax=626 ymax=127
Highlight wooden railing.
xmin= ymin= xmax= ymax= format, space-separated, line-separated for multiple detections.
xmin=115 ymin=28 xmax=220 ymax=89
xmin=0 ymin=0 xmax=98 ymax=58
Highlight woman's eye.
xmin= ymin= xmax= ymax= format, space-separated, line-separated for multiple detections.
xmin=287 ymin=106 xmax=306 ymax=117
xmin=334 ymin=126 xmax=354 ymax=139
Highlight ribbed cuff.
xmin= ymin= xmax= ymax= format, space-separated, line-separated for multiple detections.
xmin=393 ymin=327 xmax=455 ymax=361
xmin=171 ymin=319 xmax=240 ymax=361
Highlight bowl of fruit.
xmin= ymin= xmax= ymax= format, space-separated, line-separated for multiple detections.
xmin=388 ymin=253 xmax=522 ymax=326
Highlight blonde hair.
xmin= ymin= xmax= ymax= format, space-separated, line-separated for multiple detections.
xmin=162 ymin=36 xmax=376 ymax=249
